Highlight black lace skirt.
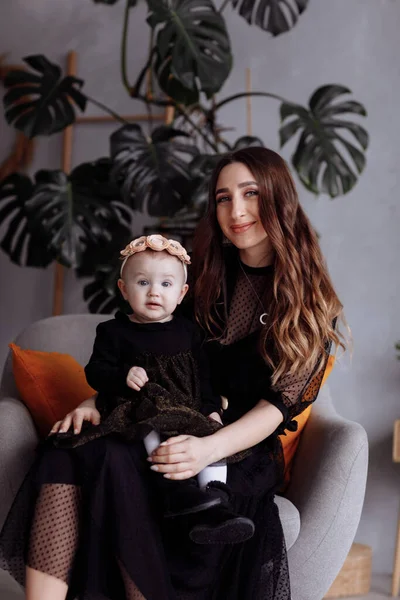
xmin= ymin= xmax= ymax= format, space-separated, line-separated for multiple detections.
xmin=0 ymin=434 xmax=290 ymax=600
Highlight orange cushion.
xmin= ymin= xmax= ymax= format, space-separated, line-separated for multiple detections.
xmin=10 ymin=343 xmax=96 ymax=437
xmin=280 ymin=354 xmax=335 ymax=487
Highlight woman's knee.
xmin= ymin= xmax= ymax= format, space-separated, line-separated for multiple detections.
xmin=34 ymin=446 xmax=78 ymax=485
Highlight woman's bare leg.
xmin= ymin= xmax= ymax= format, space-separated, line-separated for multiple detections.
xmin=25 ymin=567 xmax=68 ymax=600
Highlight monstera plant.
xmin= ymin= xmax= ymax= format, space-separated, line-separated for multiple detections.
xmin=0 ymin=0 xmax=369 ymax=313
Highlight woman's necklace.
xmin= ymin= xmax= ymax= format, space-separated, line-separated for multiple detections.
xmin=238 ymin=260 xmax=269 ymax=325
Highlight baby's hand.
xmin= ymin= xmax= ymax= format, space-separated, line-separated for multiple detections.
xmin=127 ymin=366 xmax=149 ymax=391
xmin=50 ymin=404 xmax=100 ymax=436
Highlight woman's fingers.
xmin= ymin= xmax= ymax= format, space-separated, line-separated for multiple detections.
xmin=152 ymin=436 xmax=193 ymax=464
xmin=153 ymin=442 xmax=192 ymax=461
xmin=159 ymin=435 xmax=191 ymax=448
xmin=163 ymin=470 xmax=194 ymax=481
xmin=150 ymin=462 xmax=193 ymax=476
xmin=149 ymin=452 xmax=187 ymax=465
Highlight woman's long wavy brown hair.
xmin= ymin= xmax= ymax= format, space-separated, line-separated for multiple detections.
xmin=192 ymin=147 xmax=346 ymax=385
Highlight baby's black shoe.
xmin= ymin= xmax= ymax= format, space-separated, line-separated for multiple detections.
xmin=189 ymin=481 xmax=255 ymax=545
xmin=163 ymin=479 xmax=222 ymax=518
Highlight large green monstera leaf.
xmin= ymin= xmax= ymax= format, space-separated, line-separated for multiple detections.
xmin=0 ymin=174 xmax=54 ymax=267
xmin=27 ymin=160 xmax=125 ymax=268
xmin=231 ymin=0 xmax=309 ymax=36
xmin=147 ymin=0 xmax=232 ymax=101
xmin=279 ymin=85 xmax=369 ymax=197
xmin=3 ymin=55 xmax=87 ymax=138
xmin=110 ymin=124 xmax=198 ymax=216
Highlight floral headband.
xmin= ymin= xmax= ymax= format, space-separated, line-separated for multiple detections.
xmin=119 ymin=234 xmax=191 ymax=280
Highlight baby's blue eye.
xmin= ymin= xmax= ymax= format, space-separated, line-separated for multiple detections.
xmin=138 ymin=280 xmax=149 ymax=286
xmin=162 ymin=281 xmax=171 ymax=287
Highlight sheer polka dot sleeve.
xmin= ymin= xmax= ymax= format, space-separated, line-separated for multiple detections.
xmin=268 ymin=346 xmax=332 ymax=435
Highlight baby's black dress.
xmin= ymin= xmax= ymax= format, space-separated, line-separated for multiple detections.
xmin=0 ymin=254 xmax=332 ymax=600
xmin=55 ymin=312 xmax=223 ymax=447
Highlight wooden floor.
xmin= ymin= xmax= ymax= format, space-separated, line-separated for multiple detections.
xmin=0 ymin=570 xmax=396 ymax=599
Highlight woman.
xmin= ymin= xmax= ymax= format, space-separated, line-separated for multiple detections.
xmin=0 ymin=147 xmax=345 ymax=600
xmin=151 ymin=147 xmax=345 ymax=598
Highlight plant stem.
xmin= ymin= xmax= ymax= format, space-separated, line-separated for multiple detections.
xmin=216 ymin=136 xmax=231 ymax=151
xmin=214 ymin=91 xmax=289 ymax=111
xmin=145 ymin=99 xmax=154 ymax=136
xmin=84 ymin=95 xmax=130 ymax=125
xmin=131 ymin=48 xmax=156 ymax=98
xmin=175 ymin=105 xmax=219 ymax=153
xmin=146 ymin=29 xmax=155 ymax=100
xmin=219 ymin=0 xmax=231 ymax=13
xmin=209 ymin=95 xmax=225 ymax=152
xmin=121 ymin=0 xmax=132 ymax=94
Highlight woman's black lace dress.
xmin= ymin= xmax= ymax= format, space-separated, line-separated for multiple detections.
xmin=0 ymin=256 xmax=331 ymax=600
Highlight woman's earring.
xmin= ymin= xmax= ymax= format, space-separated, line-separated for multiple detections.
xmin=222 ymin=235 xmax=232 ymax=246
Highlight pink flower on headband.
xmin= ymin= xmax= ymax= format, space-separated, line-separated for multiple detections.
xmin=119 ymin=235 xmax=191 ymax=277
xmin=120 ymin=236 xmax=149 ymax=256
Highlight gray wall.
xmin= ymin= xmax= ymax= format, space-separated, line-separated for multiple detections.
xmin=0 ymin=0 xmax=399 ymax=574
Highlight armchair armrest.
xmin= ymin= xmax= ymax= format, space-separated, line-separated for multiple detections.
xmin=285 ymin=393 xmax=368 ymax=600
xmin=0 ymin=397 xmax=39 ymax=529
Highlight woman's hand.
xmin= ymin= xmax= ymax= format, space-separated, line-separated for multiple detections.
xmin=49 ymin=397 xmax=101 ymax=435
xmin=149 ymin=435 xmax=217 ymax=480
xmin=127 ymin=366 xmax=148 ymax=391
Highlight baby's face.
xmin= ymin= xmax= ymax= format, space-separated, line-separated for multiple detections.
xmin=118 ymin=251 xmax=188 ymax=324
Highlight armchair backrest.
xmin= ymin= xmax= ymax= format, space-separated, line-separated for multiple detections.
xmin=0 ymin=314 xmax=108 ymax=400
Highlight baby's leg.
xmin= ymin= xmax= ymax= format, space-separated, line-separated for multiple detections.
xmin=143 ymin=430 xmax=161 ymax=456
xmin=191 ymin=462 xmax=256 ymax=545
xmin=197 ymin=462 xmax=227 ymax=489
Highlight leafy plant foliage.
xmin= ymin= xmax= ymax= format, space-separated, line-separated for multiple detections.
xmin=280 ymin=85 xmax=368 ymax=196
xmin=231 ymin=0 xmax=309 ymax=36
xmin=147 ymin=0 xmax=232 ymax=102
xmin=110 ymin=124 xmax=198 ymax=216
xmin=0 ymin=174 xmax=53 ymax=267
xmin=0 ymin=1 xmax=369 ymax=312
xmin=3 ymin=55 xmax=86 ymax=138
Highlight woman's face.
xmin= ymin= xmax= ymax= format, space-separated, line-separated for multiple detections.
xmin=215 ymin=162 xmax=271 ymax=264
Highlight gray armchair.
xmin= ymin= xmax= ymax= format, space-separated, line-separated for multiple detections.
xmin=0 ymin=315 xmax=368 ymax=600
